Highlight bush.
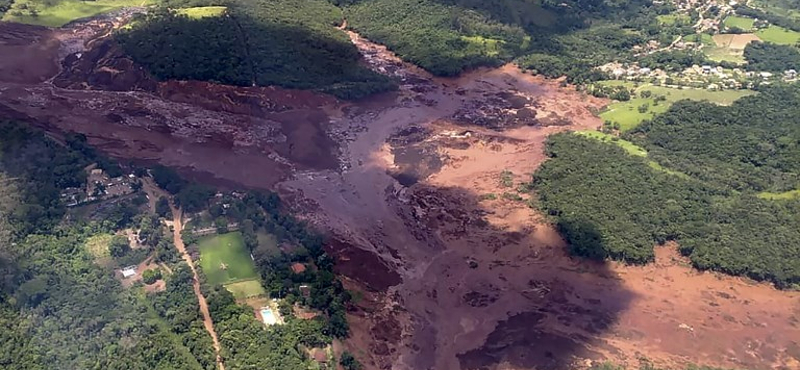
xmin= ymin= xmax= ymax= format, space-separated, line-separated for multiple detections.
xmin=142 ymin=269 xmax=163 ymax=285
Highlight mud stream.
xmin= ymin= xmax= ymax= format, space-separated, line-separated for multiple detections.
xmin=0 ymin=18 xmax=798 ymax=370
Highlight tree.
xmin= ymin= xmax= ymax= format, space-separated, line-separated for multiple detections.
xmin=109 ymin=235 xmax=131 ymax=258
xmin=340 ymin=352 xmax=363 ymax=370
xmin=156 ymin=196 xmax=172 ymax=218
xmin=214 ymin=217 xmax=229 ymax=234
xmin=142 ymin=268 xmax=162 ymax=284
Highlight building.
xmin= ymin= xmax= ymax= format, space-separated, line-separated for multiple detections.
xmin=784 ymin=69 xmax=797 ymax=79
xmin=121 ymin=265 xmax=137 ymax=278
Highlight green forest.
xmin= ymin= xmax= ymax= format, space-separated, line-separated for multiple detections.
xmin=532 ymin=85 xmax=800 ymax=288
xmin=344 ymin=0 xmax=687 ymax=81
xmin=117 ymin=0 xmax=396 ymax=99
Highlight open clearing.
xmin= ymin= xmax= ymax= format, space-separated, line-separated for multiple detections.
xmin=756 ymin=25 xmax=800 ymax=45
xmin=176 ymin=6 xmax=227 ymax=19
xmin=723 ymin=15 xmax=754 ymax=30
xmin=198 ymin=232 xmax=258 ymax=285
xmin=759 ymin=189 xmax=800 ymax=200
xmin=224 ymin=279 xmax=266 ymax=299
xmin=85 ymin=233 xmax=113 ymax=258
xmin=1 ymin=0 xmax=150 ymax=27
xmin=599 ymin=84 xmax=756 ymax=131
xmin=657 ymin=14 xmax=690 ymax=25
xmin=705 ymin=33 xmax=760 ymax=62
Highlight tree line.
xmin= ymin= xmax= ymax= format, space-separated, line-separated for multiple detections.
xmin=532 ymin=85 xmax=800 ymax=288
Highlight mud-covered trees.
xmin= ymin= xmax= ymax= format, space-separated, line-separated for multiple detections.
xmin=533 ymin=85 xmax=800 ymax=288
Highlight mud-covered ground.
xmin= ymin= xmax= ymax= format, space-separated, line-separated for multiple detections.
xmin=0 ymin=18 xmax=798 ymax=370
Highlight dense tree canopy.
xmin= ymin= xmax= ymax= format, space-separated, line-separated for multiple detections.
xmin=117 ymin=0 xmax=396 ymax=99
xmin=533 ymin=85 xmax=800 ymax=288
xmin=743 ymin=41 xmax=800 ymax=72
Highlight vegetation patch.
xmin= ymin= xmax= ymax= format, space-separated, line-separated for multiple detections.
xmin=2 ymin=0 xmax=150 ymax=27
xmin=175 ymin=6 xmax=226 ymax=19
xmin=723 ymin=15 xmax=755 ymax=30
xmin=224 ymin=279 xmax=266 ymax=299
xmin=755 ymin=25 xmax=800 ymax=45
xmin=117 ymin=0 xmax=396 ymax=99
xmin=85 ymin=233 xmax=114 ymax=258
xmin=198 ymin=232 xmax=258 ymax=285
xmin=759 ymin=189 xmax=800 ymax=200
xmin=599 ymin=84 xmax=755 ymax=132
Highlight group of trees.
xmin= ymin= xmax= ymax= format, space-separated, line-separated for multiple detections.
xmin=743 ymin=41 xmax=800 ymax=72
xmin=116 ymin=0 xmax=396 ymax=99
xmin=343 ymin=0 xmax=680 ymax=82
xmin=533 ymin=85 xmax=800 ymax=288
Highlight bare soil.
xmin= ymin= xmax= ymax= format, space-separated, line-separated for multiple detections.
xmin=0 ymin=19 xmax=797 ymax=370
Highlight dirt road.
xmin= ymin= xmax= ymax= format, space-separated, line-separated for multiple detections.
xmin=143 ymin=179 xmax=226 ymax=370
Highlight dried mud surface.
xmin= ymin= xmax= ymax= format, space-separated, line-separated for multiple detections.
xmin=0 ymin=18 xmax=798 ymax=370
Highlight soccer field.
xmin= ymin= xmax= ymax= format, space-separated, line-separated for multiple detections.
xmin=198 ymin=232 xmax=259 ymax=285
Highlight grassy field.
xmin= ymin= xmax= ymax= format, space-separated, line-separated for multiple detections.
xmin=1 ymin=0 xmax=150 ymax=27
xmin=576 ymin=131 xmax=647 ymax=157
xmin=599 ymin=84 xmax=756 ymax=132
xmin=575 ymin=131 xmax=689 ymax=178
xmin=198 ymin=232 xmax=258 ymax=285
xmin=723 ymin=15 xmax=755 ymax=30
xmin=657 ymin=13 xmax=690 ymax=25
xmin=756 ymin=25 xmax=800 ymax=45
xmin=758 ymin=189 xmax=800 ymax=200
xmin=176 ymin=6 xmax=226 ymax=19
xmin=224 ymin=280 xmax=266 ymax=299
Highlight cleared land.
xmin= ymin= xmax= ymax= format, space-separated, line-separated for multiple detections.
xmin=706 ymin=33 xmax=761 ymax=62
xmin=756 ymin=25 xmax=800 ymax=45
xmin=723 ymin=15 xmax=755 ymax=30
xmin=657 ymin=13 xmax=690 ymax=25
xmin=224 ymin=279 xmax=266 ymax=299
xmin=599 ymin=83 xmax=756 ymax=131
xmin=85 ymin=233 xmax=113 ymax=258
xmin=1 ymin=0 xmax=150 ymax=27
xmin=176 ymin=6 xmax=227 ymax=19
xmin=759 ymin=189 xmax=800 ymax=200
xmin=198 ymin=232 xmax=258 ymax=285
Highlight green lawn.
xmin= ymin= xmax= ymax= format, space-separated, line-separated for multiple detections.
xmin=198 ymin=232 xmax=259 ymax=285
xmin=224 ymin=279 xmax=266 ymax=299
xmin=723 ymin=15 xmax=755 ymax=30
xmin=2 ymin=0 xmax=150 ymax=27
xmin=599 ymin=84 xmax=756 ymax=132
xmin=176 ymin=6 xmax=227 ymax=19
xmin=756 ymin=25 xmax=800 ymax=45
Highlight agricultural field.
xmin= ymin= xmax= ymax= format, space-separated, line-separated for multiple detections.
xmin=1 ymin=0 xmax=151 ymax=27
xmin=599 ymin=83 xmax=756 ymax=131
xmin=198 ymin=232 xmax=258 ymax=285
xmin=706 ymin=33 xmax=761 ymax=62
xmin=723 ymin=15 xmax=755 ymax=30
xmin=756 ymin=25 xmax=800 ymax=45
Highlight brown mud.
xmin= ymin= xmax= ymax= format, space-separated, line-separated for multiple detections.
xmin=0 ymin=18 xmax=798 ymax=370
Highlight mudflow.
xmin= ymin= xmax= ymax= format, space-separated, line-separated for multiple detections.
xmin=0 ymin=14 xmax=798 ymax=370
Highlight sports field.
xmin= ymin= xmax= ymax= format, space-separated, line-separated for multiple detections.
xmin=198 ymin=232 xmax=259 ymax=285
xmin=2 ymin=0 xmax=151 ymax=27
xmin=599 ymin=83 xmax=756 ymax=132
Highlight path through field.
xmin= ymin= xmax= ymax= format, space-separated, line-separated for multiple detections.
xmin=143 ymin=178 xmax=226 ymax=370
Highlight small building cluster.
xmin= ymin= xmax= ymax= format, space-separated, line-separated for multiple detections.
xmin=60 ymin=166 xmax=140 ymax=207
